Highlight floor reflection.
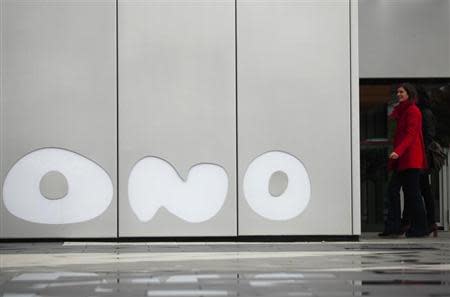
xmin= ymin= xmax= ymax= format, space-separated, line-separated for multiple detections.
xmin=1 ymin=233 xmax=450 ymax=296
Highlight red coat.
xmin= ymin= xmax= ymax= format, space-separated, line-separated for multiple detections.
xmin=388 ymin=100 xmax=427 ymax=172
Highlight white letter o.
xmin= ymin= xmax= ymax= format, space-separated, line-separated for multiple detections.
xmin=243 ymin=151 xmax=311 ymax=221
xmin=2 ymin=148 xmax=113 ymax=224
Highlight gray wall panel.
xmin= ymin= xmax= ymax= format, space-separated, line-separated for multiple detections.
xmin=0 ymin=0 xmax=117 ymax=238
xmin=237 ymin=0 xmax=353 ymax=235
xmin=351 ymin=0 xmax=361 ymax=235
xmin=359 ymin=0 xmax=450 ymax=78
xmin=118 ymin=0 xmax=236 ymax=236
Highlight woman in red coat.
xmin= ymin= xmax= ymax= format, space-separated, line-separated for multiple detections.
xmin=388 ymin=83 xmax=428 ymax=237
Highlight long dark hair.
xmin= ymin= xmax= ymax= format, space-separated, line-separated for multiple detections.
xmin=416 ymin=85 xmax=430 ymax=108
xmin=398 ymin=83 xmax=418 ymax=102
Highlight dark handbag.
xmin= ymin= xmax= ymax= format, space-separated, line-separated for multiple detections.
xmin=428 ymin=141 xmax=447 ymax=171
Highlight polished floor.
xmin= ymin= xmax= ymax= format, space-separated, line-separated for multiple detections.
xmin=1 ymin=233 xmax=450 ymax=297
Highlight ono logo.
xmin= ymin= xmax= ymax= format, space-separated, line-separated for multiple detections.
xmin=2 ymin=149 xmax=311 ymax=224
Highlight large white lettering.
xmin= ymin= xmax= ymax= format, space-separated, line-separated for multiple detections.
xmin=128 ymin=157 xmax=228 ymax=223
xmin=3 ymin=148 xmax=113 ymax=224
xmin=2 ymin=149 xmax=311 ymax=224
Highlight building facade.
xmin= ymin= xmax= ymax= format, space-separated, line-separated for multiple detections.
xmin=1 ymin=0 xmax=449 ymax=238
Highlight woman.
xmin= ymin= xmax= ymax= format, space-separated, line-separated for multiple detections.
xmin=388 ymin=83 xmax=428 ymax=237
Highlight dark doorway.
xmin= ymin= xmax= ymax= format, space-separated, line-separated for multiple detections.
xmin=360 ymin=79 xmax=449 ymax=232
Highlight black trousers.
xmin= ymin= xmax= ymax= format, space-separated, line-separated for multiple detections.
xmin=384 ymin=169 xmax=428 ymax=236
xmin=399 ymin=169 xmax=428 ymax=236
xmin=384 ymin=171 xmax=401 ymax=234
xmin=420 ymin=172 xmax=436 ymax=226
xmin=402 ymin=171 xmax=436 ymax=227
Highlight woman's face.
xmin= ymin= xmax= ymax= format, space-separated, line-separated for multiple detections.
xmin=397 ymin=87 xmax=409 ymax=102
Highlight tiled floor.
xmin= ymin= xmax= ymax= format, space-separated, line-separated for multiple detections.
xmin=1 ymin=233 xmax=450 ymax=296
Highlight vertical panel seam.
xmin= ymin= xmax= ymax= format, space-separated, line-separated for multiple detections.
xmin=0 ymin=0 xmax=3 ymax=237
xmin=116 ymin=0 xmax=119 ymax=239
xmin=235 ymin=0 xmax=239 ymax=237
xmin=349 ymin=0 xmax=354 ymax=235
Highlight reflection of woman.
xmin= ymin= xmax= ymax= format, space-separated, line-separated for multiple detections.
xmin=388 ymin=83 xmax=428 ymax=237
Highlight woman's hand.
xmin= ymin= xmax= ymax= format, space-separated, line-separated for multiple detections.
xmin=389 ymin=152 xmax=399 ymax=159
